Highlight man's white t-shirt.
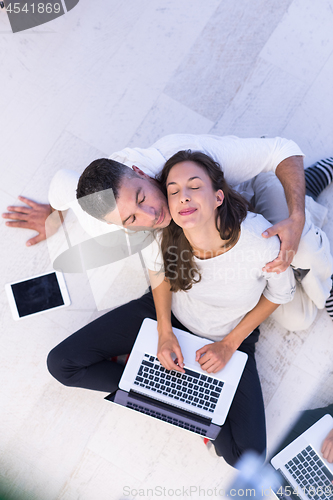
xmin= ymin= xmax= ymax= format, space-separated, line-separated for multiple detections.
xmin=48 ymin=134 xmax=303 ymax=237
xmin=143 ymin=213 xmax=296 ymax=341
xmin=110 ymin=134 xmax=303 ymax=185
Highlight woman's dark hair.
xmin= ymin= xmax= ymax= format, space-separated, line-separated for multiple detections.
xmin=157 ymin=150 xmax=248 ymax=292
xmin=76 ymin=158 xmax=135 ymax=220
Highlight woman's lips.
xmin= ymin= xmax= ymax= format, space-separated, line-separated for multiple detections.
xmin=179 ymin=208 xmax=197 ymax=216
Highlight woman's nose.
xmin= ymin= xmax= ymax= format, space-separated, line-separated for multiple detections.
xmin=180 ymin=189 xmax=190 ymax=203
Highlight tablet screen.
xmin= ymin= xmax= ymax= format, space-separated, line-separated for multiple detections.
xmin=11 ymin=272 xmax=64 ymax=317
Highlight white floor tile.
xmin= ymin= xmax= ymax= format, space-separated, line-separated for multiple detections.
xmin=128 ymin=93 xmax=214 ymax=148
xmin=66 ymin=0 xmax=222 ymax=153
xmin=211 ymin=57 xmax=308 ymax=138
xmin=265 ymin=365 xmax=324 ymax=455
xmin=1 ymin=85 xmax=87 ymax=199
xmin=0 ymin=315 xmax=72 ymax=450
xmin=291 ymin=313 xmax=333 ymax=379
xmin=256 ymin=317 xmax=312 ymax=406
xmin=57 ymin=449 xmax=143 ymax=500
xmin=281 ymin=51 xmax=333 ymax=165
xmin=165 ymin=0 xmax=293 ymax=122
xmin=260 ymin=0 xmax=333 ymax=85
xmin=22 ymin=130 xmax=108 ymax=201
xmin=1 ymin=388 xmax=107 ymax=500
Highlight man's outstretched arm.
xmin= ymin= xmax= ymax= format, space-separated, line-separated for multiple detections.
xmin=262 ymin=155 xmax=305 ymax=273
xmin=2 ymin=196 xmax=65 ymax=246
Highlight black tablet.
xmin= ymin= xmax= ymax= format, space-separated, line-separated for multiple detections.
xmin=5 ymin=271 xmax=70 ymax=320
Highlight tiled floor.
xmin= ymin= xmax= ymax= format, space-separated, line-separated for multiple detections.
xmin=0 ymin=1 xmax=332 ymax=499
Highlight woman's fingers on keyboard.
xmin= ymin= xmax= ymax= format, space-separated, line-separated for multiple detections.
xmin=157 ymin=338 xmax=185 ymax=372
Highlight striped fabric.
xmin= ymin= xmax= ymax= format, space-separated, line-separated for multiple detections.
xmin=305 ymin=157 xmax=333 ymax=200
xmin=304 ymin=157 xmax=333 ymax=320
xmin=326 ymin=275 xmax=333 ymax=321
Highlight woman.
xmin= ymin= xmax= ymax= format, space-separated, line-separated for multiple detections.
xmin=145 ymin=150 xmax=296 ymax=466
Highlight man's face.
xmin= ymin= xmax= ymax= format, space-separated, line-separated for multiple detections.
xmin=103 ymin=175 xmax=172 ymax=230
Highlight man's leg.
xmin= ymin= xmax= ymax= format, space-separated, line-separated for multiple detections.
xmin=303 ymin=157 xmax=333 ymax=321
xmin=212 ymin=328 xmax=266 ymax=468
xmin=270 ymin=281 xmax=318 ymax=331
xmin=304 ymin=157 xmax=333 ymax=200
xmin=47 ymin=291 xmax=188 ymax=393
xmin=251 ymin=172 xmax=289 ymax=224
xmin=251 ymin=158 xmax=333 ymax=223
xmin=47 ymin=291 xmax=157 ymax=392
xmin=325 ymin=277 xmax=333 ymax=319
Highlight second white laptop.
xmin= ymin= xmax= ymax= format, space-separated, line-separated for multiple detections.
xmin=271 ymin=414 xmax=333 ymax=500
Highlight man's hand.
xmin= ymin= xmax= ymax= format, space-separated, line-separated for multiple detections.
xmin=265 ymin=154 xmax=306 ymax=273
xmin=157 ymin=330 xmax=185 ymax=373
xmin=195 ymin=339 xmax=235 ymax=374
xmin=321 ymin=428 xmax=333 ymax=463
xmin=2 ymin=196 xmax=52 ymax=246
xmin=262 ymin=213 xmax=305 ymax=273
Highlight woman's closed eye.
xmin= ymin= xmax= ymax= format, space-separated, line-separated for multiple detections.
xmin=169 ymin=187 xmax=200 ymax=196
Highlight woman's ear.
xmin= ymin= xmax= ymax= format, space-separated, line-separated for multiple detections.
xmin=216 ymin=190 xmax=224 ymax=207
xmin=132 ymin=165 xmax=150 ymax=179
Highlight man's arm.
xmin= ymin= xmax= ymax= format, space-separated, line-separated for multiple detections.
xmin=262 ymin=155 xmax=305 ymax=273
xmin=2 ymin=196 xmax=65 ymax=246
xmin=3 ymin=170 xmax=79 ymax=246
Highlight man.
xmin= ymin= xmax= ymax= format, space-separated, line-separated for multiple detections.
xmin=3 ymin=134 xmax=333 ymax=322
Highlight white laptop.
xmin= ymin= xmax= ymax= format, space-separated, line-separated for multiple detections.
xmin=271 ymin=414 xmax=333 ymax=500
xmin=105 ymin=318 xmax=247 ymax=440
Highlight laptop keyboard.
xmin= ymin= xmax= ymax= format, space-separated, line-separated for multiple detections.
xmin=133 ymin=353 xmax=224 ymax=413
xmin=127 ymin=401 xmax=208 ymax=436
xmin=285 ymin=445 xmax=333 ymax=499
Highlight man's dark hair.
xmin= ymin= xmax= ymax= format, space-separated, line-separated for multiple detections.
xmin=76 ymin=158 xmax=135 ymax=220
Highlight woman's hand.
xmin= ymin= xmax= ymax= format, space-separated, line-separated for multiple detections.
xmin=150 ymin=274 xmax=184 ymax=371
xmin=321 ymin=428 xmax=333 ymax=463
xmin=195 ymin=338 xmax=235 ymax=373
xmin=157 ymin=329 xmax=185 ymax=373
